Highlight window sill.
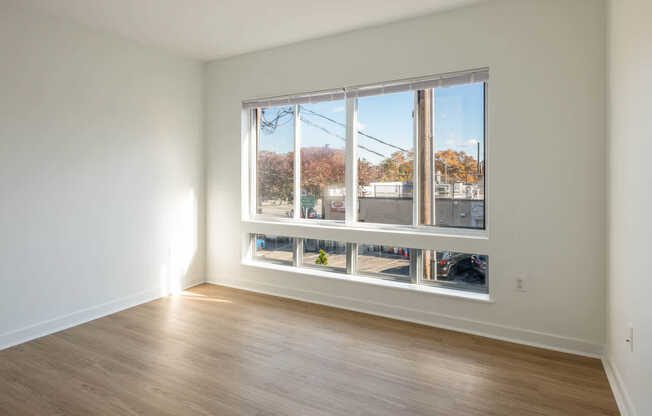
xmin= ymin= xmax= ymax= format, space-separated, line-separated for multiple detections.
xmin=242 ymin=218 xmax=488 ymax=254
xmin=242 ymin=259 xmax=493 ymax=303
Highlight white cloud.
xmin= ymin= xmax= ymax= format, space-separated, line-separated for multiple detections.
xmin=441 ymin=138 xmax=479 ymax=149
xmin=332 ymin=106 xmax=345 ymax=113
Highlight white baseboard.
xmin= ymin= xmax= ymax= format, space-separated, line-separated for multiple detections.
xmin=0 ymin=279 xmax=205 ymax=352
xmin=602 ymin=355 xmax=636 ymax=416
xmin=205 ymin=278 xmax=604 ymax=358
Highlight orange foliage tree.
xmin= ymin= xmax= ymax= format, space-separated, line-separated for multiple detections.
xmin=434 ymin=149 xmax=480 ymax=184
xmin=256 ymin=150 xmax=294 ymax=202
xmin=301 ymin=147 xmax=345 ymax=198
xmin=257 ymin=147 xmax=480 ymax=201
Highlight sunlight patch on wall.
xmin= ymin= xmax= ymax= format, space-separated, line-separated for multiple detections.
xmin=161 ymin=188 xmax=198 ymax=296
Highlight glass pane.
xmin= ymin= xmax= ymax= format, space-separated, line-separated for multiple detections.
xmin=253 ymin=234 xmax=294 ymax=265
xmin=357 ymin=91 xmax=414 ymax=225
xmin=256 ymin=106 xmax=294 ymax=218
xmin=302 ymin=239 xmax=346 ymax=273
xmin=357 ymin=244 xmax=412 ymax=282
xmin=433 ymin=82 xmax=485 ymax=229
xmin=423 ymin=250 xmax=488 ymax=293
xmin=298 ymin=101 xmax=346 ymax=221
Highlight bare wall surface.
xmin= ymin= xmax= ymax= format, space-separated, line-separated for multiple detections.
xmin=0 ymin=5 xmax=205 ymax=346
xmin=205 ymin=0 xmax=607 ymax=354
xmin=607 ymin=0 xmax=652 ymax=414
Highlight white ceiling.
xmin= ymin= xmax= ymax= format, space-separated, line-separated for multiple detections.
xmin=10 ymin=0 xmax=485 ymax=61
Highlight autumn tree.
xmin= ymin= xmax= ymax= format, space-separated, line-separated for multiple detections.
xmin=300 ymin=147 xmax=345 ymax=198
xmin=358 ymin=159 xmax=381 ymax=187
xmin=256 ymin=150 xmax=293 ymax=203
xmin=434 ymin=149 xmax=480 ymax=184
xmin=256 ymin=147 xmax=481 ymax=204
xmin=379 ymin=151 xmax=414 ymax=183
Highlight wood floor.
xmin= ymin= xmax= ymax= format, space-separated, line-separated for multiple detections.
xmin=0 ymin=284 xmax=618 ymax=415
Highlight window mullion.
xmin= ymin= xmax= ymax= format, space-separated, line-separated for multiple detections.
xmin=345 ymin=97 xmax=358 ymax=225
xmin=246 ymin=232 xmax=255 ymax=262
xmin=414 ymin=249 xmax=423 ymax=284
xmin=293 ymin=104 xmax=301 ymax=220
xmin=251 ymin=109 xmax=259 ymax=218
xmin=294 ymin=238 xmax=303 ymax=267
xmin=412 ymin=91 xmax=420 ymax=226
xmin=430 ymin=89 xmax=436 ymax=226
xmin=346 ymin=242 xmax=358 ymax=275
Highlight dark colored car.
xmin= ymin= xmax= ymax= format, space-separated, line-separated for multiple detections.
xmin=435 ymin=252 xmax=487 ymax=285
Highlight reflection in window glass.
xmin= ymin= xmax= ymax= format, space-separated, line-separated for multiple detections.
xmin=256 ymin=106 xmax=294 ymax=218
xmin=253 ymin=234 xmax=294 ymax=265
xmin=298 ymin=101 xmax=346 ymax=221
xmin=302 ymin=239 xmax=346 ymax=273
xmin=357 ymin=91 xmax=414 ymax=225
xmin=423 ymin=250 xmax=488 ymax=293
xmin=433 ymin=83 xmax=485 ymax=229
xmin=357 ymin=244 xmax=412 ymax=282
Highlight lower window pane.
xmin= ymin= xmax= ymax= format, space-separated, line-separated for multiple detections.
xmin=423 ymin=250 xmax=488 ymax=293
xmin=253 ymin=234 xmax=293 ymax=265
xmin=302 ymin=239 xmax=346 ymax=273
xmin=357 ymin=245 xmax=412 ymax=282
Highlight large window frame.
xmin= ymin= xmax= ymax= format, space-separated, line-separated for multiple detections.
xmin=241 ymin=68 xmax=490 ymax=298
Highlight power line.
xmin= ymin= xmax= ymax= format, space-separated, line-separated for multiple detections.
xmin=299 ymin=105 xmax=409 ymax=153
xmin=299 ymin=117 xmax=385 ymax=158
xmin=260 ymin=106 xmax=407 ymax=159
xmin=260 ymin=107 xmax=293 ymax=134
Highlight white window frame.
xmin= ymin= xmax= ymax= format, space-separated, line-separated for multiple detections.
xmin=241 ymin=68 xmax=491 ymax=299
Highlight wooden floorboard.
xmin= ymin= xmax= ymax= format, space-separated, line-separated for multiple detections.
xmin=0 ymin=283 xmax=619 ymax=415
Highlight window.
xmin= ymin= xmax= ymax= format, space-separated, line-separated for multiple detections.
xmin=432 ymin=83 xmax=486 ymax=229
xmin=256 ymin=105 xmax=295 ymax=218
xmin=357 ymin=91 xmax=414 ymax=225
xmin=253 ymin=234 xmax=294 ymax=265
xmin=247 ymin=233 xmax=487 ymax=295
xmin=244 ymin=69 xmax=489 ymax=296
xmin=357 ymin=244 xmax=413 ymax=282
xmin=423 ymin=250 xmax=488 ymax=293
xmin=302 ymin=239 xmax=347 ymax=273
xmin=299 ymin=101 xmax=346 ymax=220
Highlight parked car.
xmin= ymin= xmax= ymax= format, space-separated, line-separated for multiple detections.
xmin=435 ymin=252 xmax=487 ymax=285
xmin=288 ymin=207 xmax=319 ymax=219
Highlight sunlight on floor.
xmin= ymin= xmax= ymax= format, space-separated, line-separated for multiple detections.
xmin=179 ymin=290 xmax=232 ymax=303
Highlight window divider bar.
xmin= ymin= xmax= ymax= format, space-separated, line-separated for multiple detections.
xmin=345 ymin=97 xmax=358 ymax=225
xmin=415 ymin=248 xmax=423 ymax=284
xmin=346 ymin=242 xmax=358 ymax=275
xmin=245 ymin=232 xmax=255 ymax=263
xmin=412 ymin=91 xmax=420 ymax=226
xmin=430 ymin=90 xmax=436 ymax=227
xmin=250 ymin=109 xmax=259 ymax=219
xmin=294 ymin=238 xmax=303 ymax=267
xmin=483 ymin=82 xmax=489 ymax=235
xmin=293 ymin=104 xmax=301 ymax=220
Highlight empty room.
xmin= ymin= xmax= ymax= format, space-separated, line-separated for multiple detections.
xmin=0 ymin=0 xmax=649 ymax=415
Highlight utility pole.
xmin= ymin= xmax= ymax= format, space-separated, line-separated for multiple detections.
xmin=417 ymin=90 xmax=433 ymax=279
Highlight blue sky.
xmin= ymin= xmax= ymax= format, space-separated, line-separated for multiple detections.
xmin=259 ymin=82 xmax=485 ymax=164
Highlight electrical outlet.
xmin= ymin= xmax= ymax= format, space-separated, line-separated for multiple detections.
xmin=516 ymin=275 xmax=527 ymax=292
xmin=625 ymin=325 xmax=634 ymax=352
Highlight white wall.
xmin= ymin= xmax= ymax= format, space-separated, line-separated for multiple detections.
xmin=606 ymin=0 xmax=652 ymax=414
xmin=0 ymin=5 xmax=205 ymax=348
xmin=205 ymin=0 xmax=607 ymax=355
